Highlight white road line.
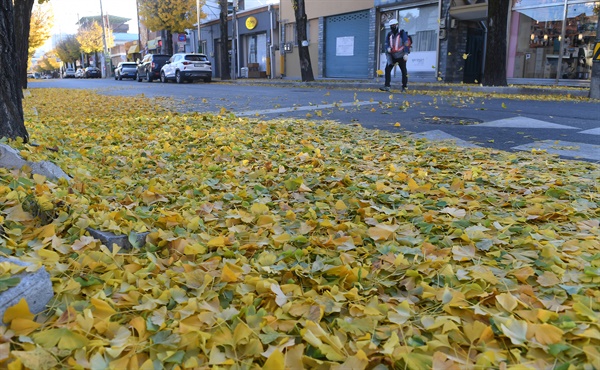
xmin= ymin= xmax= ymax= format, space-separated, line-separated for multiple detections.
xmin=512 ymin=140 xmax=600 ymax=161
xmin=578 ymin=128 xmax=600 ymax=135
xmin=479 ymin=117 xmax=580 ymax=129
xmin=411 ymin=130 xmax=481 ymax=148
xmin=236 ymin=100 xmax=379 ymax=116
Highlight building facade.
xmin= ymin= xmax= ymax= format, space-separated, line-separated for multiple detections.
xmin=277 ymin=0 xmax=597 ymax=86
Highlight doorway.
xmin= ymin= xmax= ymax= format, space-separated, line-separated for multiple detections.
xmin=463 ymin=27 xmax=484 ymax=83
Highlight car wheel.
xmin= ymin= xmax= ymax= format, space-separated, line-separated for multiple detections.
xmin=204 ymin=77 xmax=212 ymax=83
xmin=137 ymin=72 xmax=142 ymax=82
xmin=118 ymin=75 xmax=122 ymax=81
xmin=161 ymin=72 xmax=168 ymax=83
xmin=114 ymin=74 xmax=118 ymax=80
xmin=147 ymin=71 xmax=153 ymax=83
xmin=176 ymin=71 xmax=183 ymax=84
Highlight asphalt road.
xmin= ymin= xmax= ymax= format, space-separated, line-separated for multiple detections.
xmin=29 ymin=77 xmax=600 ymax=162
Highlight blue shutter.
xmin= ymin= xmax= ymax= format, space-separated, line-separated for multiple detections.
xmin=325 ymin=11 xmax=370 ymax=78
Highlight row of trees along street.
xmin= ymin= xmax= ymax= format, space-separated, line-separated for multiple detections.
xmin=1 ymin=0 xmax=599 ymax=143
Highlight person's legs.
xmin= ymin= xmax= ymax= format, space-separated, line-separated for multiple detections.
xmin=399 ymin=59 xmax=408 ymax=89
xmin=384 ymin=62 xmax=393 ymax=87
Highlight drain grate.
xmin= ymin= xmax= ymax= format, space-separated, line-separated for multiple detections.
xmin=416 ymin=116 xmax=483 ymax=125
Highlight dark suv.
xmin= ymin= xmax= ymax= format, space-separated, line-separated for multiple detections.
xmin=136 ymin=54 xmax=171 ymax=82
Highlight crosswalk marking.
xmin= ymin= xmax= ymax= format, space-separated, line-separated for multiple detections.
xmin=478 ymin=117 xmax=579 ymax=130
xmin=410 ymin=130 xmax=480 ymax=148
xmin=512 ymin=140 xmax=600 ymax=161
xmin=578 ymin=128 xmax=600 ymax=135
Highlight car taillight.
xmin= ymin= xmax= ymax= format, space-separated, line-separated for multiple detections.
xmin=182 ymin=61 xmax=192 ymax=65
xmin=152 ymin=62 xmax=156 ymax=69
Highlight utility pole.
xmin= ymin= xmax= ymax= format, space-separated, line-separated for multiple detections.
xmin=590 ymin=10 xmax=600 ymax=99
xmin=197 ymin=0 xmax=201 ymax=53
xmin=99 ymin=0 xmax=109 ymax=78
xmin=231 ymin=0 xmax=237 ymax=80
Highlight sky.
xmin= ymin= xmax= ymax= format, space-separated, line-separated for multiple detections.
xmin=49 ymin=0 xmax=139 ymax=35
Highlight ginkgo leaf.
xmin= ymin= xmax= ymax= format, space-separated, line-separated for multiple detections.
xmin=496 ymin=293 xmax=518 ymax=312
xmin=3 ymin=298 xmax=34 ymax=324
xmin=499 ymin=319 xmax=528 ymax=345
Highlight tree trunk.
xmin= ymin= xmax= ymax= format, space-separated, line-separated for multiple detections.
xmin=0 ymin=0 xmax=29 ymax=142
xmin=166 ymin=32 xmax=174 ymax=55
xmin=219 ymin=0 xmax=230 ymax=80
xmin=293 ymin=0 xmax=314 ymax=82
xmin=13 ymin=0 xmax=35 ymax=90
xmin=590 ymin=17 xmax=600 ymax=99
xmin=482 ymin=0 xmax=508 ymax=86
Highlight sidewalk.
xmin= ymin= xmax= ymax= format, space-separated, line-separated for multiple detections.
xmin=224 ymin=77 xmax=592 ymax=98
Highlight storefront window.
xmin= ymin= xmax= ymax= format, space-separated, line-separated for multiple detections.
xmin=379 ymin=4 xmax=438 ymax=73
xmin=509 ymin=0 xmax=598 ymax=80
xmin=513 ymin=0 xmax=564 ymax=7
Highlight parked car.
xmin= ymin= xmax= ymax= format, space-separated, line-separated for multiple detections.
xmin=75 ymin=68 xmax=85 ymax=78
xmin=160 ymin=53 xmax=212 ymax=84
xmin=84 ymin=67 xmax=101 ymax=78
xmin=136 ymin=54 xmax=171 ymax=82
xmin=63 ymin=67 xmax=76 ymax=78
xmin=114 ymin=62 xmax=138 ymax=80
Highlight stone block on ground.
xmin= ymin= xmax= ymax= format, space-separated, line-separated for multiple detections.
xmin=0 ymin=144 xmax=70 ymax=181
xmin=86 ymin=228 xmax=149 ymax=252
xmin=0 ymin=257 xmax=54 ymax=322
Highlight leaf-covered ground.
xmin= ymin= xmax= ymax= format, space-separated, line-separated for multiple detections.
xmin=1 ymin=88 xmax=599 ymax=369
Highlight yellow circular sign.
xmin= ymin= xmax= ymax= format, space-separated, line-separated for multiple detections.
xmin=246 ymin=16 xmax=257 ymax=30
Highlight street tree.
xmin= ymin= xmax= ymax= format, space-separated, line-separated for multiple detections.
xmin=482 ymin=0 xmax=509 ymax=86
xmin=0 ymin=0 xmax=29 ymax=142
xmin=76 ymin=21 xmax=113 ymax=68
xmin=219 ymin=0 xmax=230 ymax=80
xmin=14 ymin=0 xmax=50 ymax=90
xmin=55 ymin=36 xmax=82 ymax=67
xmin=138 ymin=0 xmax=205 ymax=55
xmin=28 ymin=3 xmax=54 ymax=67
xmin=292 ymin=0 xmax=314 ymax=82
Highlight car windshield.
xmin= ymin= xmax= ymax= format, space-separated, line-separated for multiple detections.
xmin=122 ymin=63 xmax=136 ymax=67
xmin=185 ymin=55 xmax=208 ymax=62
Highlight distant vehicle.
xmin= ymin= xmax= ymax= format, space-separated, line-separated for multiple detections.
xmin=136 ymin=54 xmax=171 ymax=82
xmin=75 ymin=68 xmax=85 ymax=78
xmin=84 ymin=67 xmax=101 ymax=78
xmin=160 ymin=53 xmax=212 ymax=84
xmin=42 ymin=74 xmax=53 ymax=79
xmin=63 ymin=68 xmax=76 ymax=78
xmin=114 ymin=62 xmax=137 ymax=80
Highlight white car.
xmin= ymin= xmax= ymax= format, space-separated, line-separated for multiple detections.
xmin=63 ymin=68 xmax=76 ymax=78
xmin=160 ymin=53 xmax=212 ymax=84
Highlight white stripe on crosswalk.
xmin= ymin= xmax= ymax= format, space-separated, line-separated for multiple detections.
xmin=236 ymin=101 xmax=378 ymax=116
xmin=512 ymin=140 xmax=600 ymax=161
xmin=479 ymin=117 xmax=580 ymax=129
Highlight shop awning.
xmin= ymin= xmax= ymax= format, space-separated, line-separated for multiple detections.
xmin=450 ymin=3 xmax=488 ymax=21
xmin=147 ymin=40 xmax=157 ymax=50
xmin=127 ymin=45 xmax=140 ymax=54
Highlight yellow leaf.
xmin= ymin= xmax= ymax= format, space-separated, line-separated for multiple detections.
xmin=502 ymin=102 xmax=507 ymax=109
xmin=464 ymin=320 xmax=488 ymax=343
xmin=529 ymin=323 xmax=563 ymax=345
xmin=537 ymin=271 xmax=560 ymax=287
xmin=221 ymin=263 xmax=242 ymax=283
xmin=573 ymin=302 xmax=599 ymax=322
xmin=250 ymin=202 xmax=269 ymax=215
xmin=33 ymin=328 xmax=89 ymax=350
xmin=368 ymin=224 xmax=399 ymax=241
xmin=263 ymin=349 xmax=285 ymax=370
xmin=11 ymin=347 xmax=58 ymax=370
xmin=3 ymin=298 xmax=34 ymax=324
xmin=394 ymin=122 xmax=401 ymax=127
xmin=91 ymin=297 xmax=116 ymax=320
xmin=496 ymin=293 xmax=518 ymax=312
xmin=207 ymin=236 xmax=225 ymax=247
xmin=462 ymin=53 xmax=469 ymax=60
xmin=10 ymin=318 xmax=42 ymax=336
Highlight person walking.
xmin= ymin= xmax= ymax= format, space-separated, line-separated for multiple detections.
xmin=380 ymin=19 xmax=411 ymax=92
